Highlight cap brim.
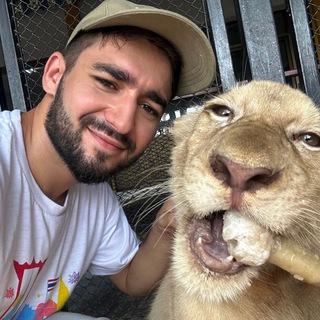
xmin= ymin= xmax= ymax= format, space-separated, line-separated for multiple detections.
xmin=68 ymin=6 xmax=216 ymax=96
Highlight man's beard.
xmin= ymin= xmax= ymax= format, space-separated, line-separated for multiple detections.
xmin=45 ymin=77 xmax=138 ymax=184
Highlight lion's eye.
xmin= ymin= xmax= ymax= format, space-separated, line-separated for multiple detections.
xmin=298 ymin=132 xmax=320 ymax=147
xmin=211 ymin=105 xmax=233 ymax=117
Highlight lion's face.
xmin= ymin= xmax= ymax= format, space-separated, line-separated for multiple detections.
xmin=170 ymin=80 xmax=320 ymax=302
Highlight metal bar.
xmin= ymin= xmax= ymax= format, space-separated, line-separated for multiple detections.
xmin=233 ymin=0 xmax=251 ymax=81
xmin=237 ymin=0 xmax=285 ymax=82
xmin=288 ymin=0 xmax=320 ymax=105
xmin=205 ymin=0 xmax=236 ymax=91
xmin=0 ymin=1 xmax=26 ymax=111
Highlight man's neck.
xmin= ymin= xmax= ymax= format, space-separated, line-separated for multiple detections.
xmin=21 ymin=98 xmax=77 ymax=205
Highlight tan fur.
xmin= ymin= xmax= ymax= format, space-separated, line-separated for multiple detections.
xmin=149 ymin=80 xmax=320 ymax=319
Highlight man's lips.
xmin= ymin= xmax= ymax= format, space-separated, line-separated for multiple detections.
xmin=87 ymin=127 xmax=126 ymax=152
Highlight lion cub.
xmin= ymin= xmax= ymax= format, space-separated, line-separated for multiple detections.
xmin=149 ymin=80 xmax=320 ymax=320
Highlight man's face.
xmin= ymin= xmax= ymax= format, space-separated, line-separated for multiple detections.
xmin=45 ymin=37 xmax=172 ymax=183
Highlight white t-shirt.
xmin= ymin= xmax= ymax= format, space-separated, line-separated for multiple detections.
xmin=0 ymin=110 xmax=141 ymax=319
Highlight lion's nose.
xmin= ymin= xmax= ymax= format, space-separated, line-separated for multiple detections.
xmin=211 ymin=155 xmax=278 ymax=191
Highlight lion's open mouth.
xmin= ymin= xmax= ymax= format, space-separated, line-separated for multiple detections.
xmin=188 ymin=211 xmax=245 ymax=274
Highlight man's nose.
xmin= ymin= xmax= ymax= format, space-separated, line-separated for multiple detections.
xmin=107 ymin=95 xmax=137 ymax=135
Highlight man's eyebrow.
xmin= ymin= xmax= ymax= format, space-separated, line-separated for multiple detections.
xmin=92 ymin=62 xmax=136 ymax=85
xmin=92 ymin=62 xmax=168 ymax=109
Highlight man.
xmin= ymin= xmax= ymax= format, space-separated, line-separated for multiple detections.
xmin=0 ymin=0 xmax=215 ymax=319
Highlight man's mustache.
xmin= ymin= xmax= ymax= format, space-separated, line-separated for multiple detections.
xmin=80 ymin=114 xmax=136 ymax=153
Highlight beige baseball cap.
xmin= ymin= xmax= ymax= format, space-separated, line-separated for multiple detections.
xmin=67 ymin=0 xmax=216 ymax=96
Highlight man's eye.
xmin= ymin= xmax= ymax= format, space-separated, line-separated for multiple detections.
xmin=96 ymin=77 xmax=116 ymax=89
xmin=140 ymin=104 xmax=159 ymax=117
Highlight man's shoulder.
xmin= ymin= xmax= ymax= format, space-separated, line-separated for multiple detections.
xmin=0 ymin=110 xmax=22 ymax=150
xmin=70 ymin=182 xmax=125 ymax=222
xmin=0 ymin=109 xmax=21 ymax=131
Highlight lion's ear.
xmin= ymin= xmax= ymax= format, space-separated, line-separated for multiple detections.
xmin=172 ymin=111 xmax=201 ymax=145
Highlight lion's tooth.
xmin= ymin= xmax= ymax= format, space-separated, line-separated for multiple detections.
xmin=293 ymin=274 xmax=304 ymax=281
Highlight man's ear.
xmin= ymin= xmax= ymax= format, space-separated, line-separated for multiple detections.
xmin=42 ymin=51 xmax=66 ymax=95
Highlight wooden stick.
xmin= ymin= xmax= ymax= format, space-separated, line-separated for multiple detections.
xmin=268 ymin=236 xmax=320 ymax=286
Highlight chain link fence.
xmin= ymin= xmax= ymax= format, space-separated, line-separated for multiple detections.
xmin=2 ymin=0 xmax=320 ymax=318
xmin=307 ymin=0 xmax=320 ymax=66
